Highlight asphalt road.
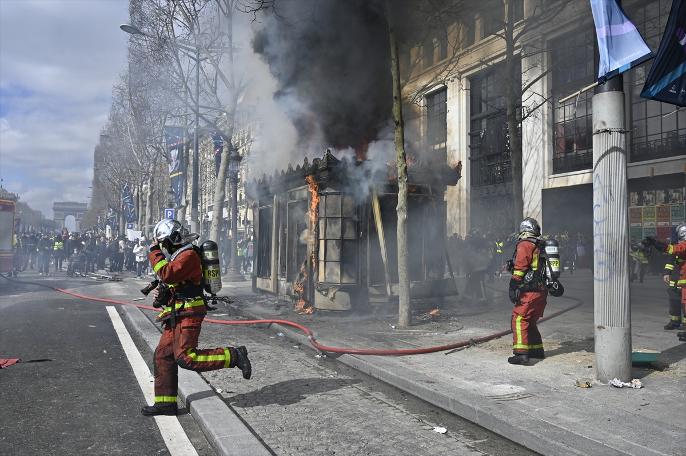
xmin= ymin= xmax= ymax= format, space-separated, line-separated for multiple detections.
xmin=0 ymin=274 xmax=214 ymax=456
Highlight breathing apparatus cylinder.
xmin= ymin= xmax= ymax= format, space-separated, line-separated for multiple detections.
xmin=200 ymin=240 xmax=222 ymax=294
xmin=544 ymin=239 xmax=561 ymax=280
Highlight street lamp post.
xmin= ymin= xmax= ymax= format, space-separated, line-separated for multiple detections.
xmin=120 ymin=24 xmax=202 ymax=233
xmin=224 ymin=143 xmax=245 ymax=281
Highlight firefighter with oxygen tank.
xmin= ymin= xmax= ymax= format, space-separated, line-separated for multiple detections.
xmin=141 ymin=219 xmax=252 ymax=417
xmin=507 ymin=218 xmax=564 ymax=365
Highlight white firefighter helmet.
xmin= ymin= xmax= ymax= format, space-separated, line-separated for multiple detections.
xmin=676 ymin=223 xmax=686 ymax=242
xmin=519 ymin=217 xmax=541 ymax=237
xmin=153 ymin=219 xmax=183 ymax=245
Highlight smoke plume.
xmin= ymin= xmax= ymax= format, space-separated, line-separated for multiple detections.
xmin=251 ymin=0 xmax=392 ymax=153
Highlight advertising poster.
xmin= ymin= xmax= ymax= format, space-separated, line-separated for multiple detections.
xmin=629 ymin=207 xmax=643 ymax=225
xmin=656 ymin=226 xmax=672 ymax=241
xmin=672 ymin=203 xmax=685 ymax=225
xmin=642 ymin=206 xmax=656 ymax=227
xmin=630 ymin=226 xmax=644 ymax=242
xmin=643 ymin=226 xmax=657 ymax=239
xmin=656 ymin=205 xmax=671 ymax=226
xmin=642 ymin=190 xmax=656 ymax=206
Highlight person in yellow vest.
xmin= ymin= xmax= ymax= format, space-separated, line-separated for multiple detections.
xmin=629 ymin=242 xmax=649 ymax=283
xmin=53 ymin=235 xmax=65 ymax=271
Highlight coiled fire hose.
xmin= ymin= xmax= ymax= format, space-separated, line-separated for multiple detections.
xmin=1 ymin=274 xmax=583 ymax=356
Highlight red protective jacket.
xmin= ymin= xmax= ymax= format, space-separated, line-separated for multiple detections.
xmin=511 ymin=238 xmax=543 ymax=286
xmin=148 ymin=245 xmax=206 ymax=321
xmin=665 ymin=241 xmax=686 ymax=282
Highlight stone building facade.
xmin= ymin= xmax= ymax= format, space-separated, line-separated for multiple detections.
xmin=401 ymin=0 xmax=685 ymax=240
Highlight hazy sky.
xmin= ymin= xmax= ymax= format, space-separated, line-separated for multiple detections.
xmin=0 ymin=0 xmax=128 ymax=218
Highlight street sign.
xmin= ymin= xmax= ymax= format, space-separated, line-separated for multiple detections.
xmin=164 ymin=208 xmax=175 ymax=220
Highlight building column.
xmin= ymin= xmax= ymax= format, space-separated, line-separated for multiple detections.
xmin=520 ymin=36 xmax=547 ymax=224
xmin=593 ymin=76 xmax=632 ymax=383
xmin=446 ymin=76 xmax=470 ymax=236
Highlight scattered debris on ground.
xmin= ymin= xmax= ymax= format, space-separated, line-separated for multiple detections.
xmin=609 ymin=378 xmax=643 ymax=389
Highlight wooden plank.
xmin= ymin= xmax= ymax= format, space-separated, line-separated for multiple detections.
xmin=372 ymin=191 xmax=392 ymax=297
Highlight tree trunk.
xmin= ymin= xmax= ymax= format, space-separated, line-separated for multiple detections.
xmin=210 ymin=145 xmax=230 ymax=242
xmin=387 ymin=4 xmax=411 ymax=328
xmin=208 ymin=2 xmax=237 ymax=253
xmin=505 ymin=0 xmax=523 ymax=227
xmin=145 ymin=172 xmax=154 ymax=238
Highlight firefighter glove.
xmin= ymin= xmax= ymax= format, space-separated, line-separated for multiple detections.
xmin=508 ymin=279 xmax=521 ymax=304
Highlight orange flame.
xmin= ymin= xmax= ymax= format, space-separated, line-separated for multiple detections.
xmin=292 ymin=175 xmax=320 ymax=315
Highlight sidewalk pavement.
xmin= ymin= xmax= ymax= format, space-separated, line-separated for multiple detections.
xmin=217 ymin=270 xmax=685 ymax=456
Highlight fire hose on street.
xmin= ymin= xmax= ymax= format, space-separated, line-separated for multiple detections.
xmin=1 ymin=273 xmax=583 ymax=356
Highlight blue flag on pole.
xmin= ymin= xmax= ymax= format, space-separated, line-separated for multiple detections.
xmin=590 ymin=0 xmax=653 ymax=83
xmin=641 ymin=0 xmax=686 ymax=107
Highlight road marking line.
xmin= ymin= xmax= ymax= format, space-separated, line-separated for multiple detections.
xmin=106 ymin=306 xmax=198 ymax=456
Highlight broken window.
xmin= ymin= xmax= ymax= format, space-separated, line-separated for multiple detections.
xmin=256 ymin=204 xmax=272 ymax=278
xmin=318 ymin=191 xmax=357 ymax=284
xmin=287 ymin=193 xmax=308 ymax=282
xmin=426 ymin=88 xmax=447 ymax=162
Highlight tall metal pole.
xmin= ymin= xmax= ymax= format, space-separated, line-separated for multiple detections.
xmin=190 ymin=47 xmax=200 ymax=234
xmin=592 ymin=70 xmax=632 ymax=382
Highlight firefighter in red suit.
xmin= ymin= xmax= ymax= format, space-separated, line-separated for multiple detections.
xmin=141 ymin=219 xmax=252 ymax=417
xmin=645 ymin=223 xmax=686 ymax=342
xmin=508 ymin=218 xmax=547 ymax=365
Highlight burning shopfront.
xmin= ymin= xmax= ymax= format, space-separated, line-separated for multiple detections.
xmin=248 ymin=150 xmax=461 ymax=313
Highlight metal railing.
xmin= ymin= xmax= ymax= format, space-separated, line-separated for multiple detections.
xmin=630 ymin=133 xmax=686 ymax=163
xmin=552 ymin=150 xmax=593 ymax=174
xmin=470 ymin=156 xmax=512 ymax=187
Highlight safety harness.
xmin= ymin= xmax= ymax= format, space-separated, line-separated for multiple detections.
xmin=154 ymin=244 xmax=206 ymax=324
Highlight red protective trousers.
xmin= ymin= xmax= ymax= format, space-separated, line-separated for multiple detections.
xmin=511 ymin=291 xmax=547 ymax=354
xmin=153 ymin=315 xmax=235 ymax=405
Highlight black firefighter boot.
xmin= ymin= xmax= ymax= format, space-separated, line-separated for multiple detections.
xmin=141 ymin=403 xmax=178 ymax=416
xmin=507 ymin=354 xmax=530 ymax=365
xmin=664 ymin=319 xmax=682 ymax=330
xmin=529 ymin=348 xmax=545 ymax=359
xmin=230 ymin=346 xmax=252 ymax=379
xmin=678 ymin=331 xmax=686 ymax=342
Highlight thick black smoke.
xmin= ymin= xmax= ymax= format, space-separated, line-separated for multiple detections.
xmin=252 ymin=0 xmax=392 ymax=149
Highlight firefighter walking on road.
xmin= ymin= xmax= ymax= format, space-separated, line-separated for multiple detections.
xmin=142 ymin=219 xmax=252 ymax=417
xmin=645 ymin=223 xmax=686 ymax=342
xmin=507 ymin=218 xmax=547 ymax=365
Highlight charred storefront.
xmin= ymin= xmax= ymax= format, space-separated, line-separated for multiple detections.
xmin=248 ymin=150 xmax=461 ymax=312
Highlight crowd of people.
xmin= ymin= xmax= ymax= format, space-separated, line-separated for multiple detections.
xmin=13 ymin=228 xmax=255 ymax=279
xmin=13 ymin=231 xmax=150 ymax=278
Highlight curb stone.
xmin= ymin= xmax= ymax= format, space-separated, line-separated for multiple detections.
xmin=118 ymin=305 xmax=272 ymax=456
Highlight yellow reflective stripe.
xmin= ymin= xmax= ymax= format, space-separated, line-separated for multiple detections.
xmin=667 ymin=245 xmax=674 ymax=255
xmin=670 ymin=316 xmax=681 ymax=321
xmin=513 ymin=270 xmax=525 ymax=277
xmin=531 ymin=251 xmax=539 ymax=270
xmin=677 ymin=280 xmax=686 ymax=286
xmin=669 ymin=281 xmax=677 ymax=287
xmin=186 ymin=348 xmax=228 ymax=363
xmin=184 ymin=298 xmax=205 ymax=308
xmin=224 ymin=348 xmax=231 ymax=368
xmin=515 ymin=315 xmax=523 ymax=346
xmin=513 ymin=343 xmax=544 ymax=349
xmin=664 ymin=264 xmax=675 ymax=270
xmin=682 ymin=317 xmax=686 ymax=323
xmin=154 ymin=395 xmax=177 ymax=403
xmin=158 ymin=298 xmax=205 ymax=317
xmin=153 ymin=259 xmax=169 ymax=273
